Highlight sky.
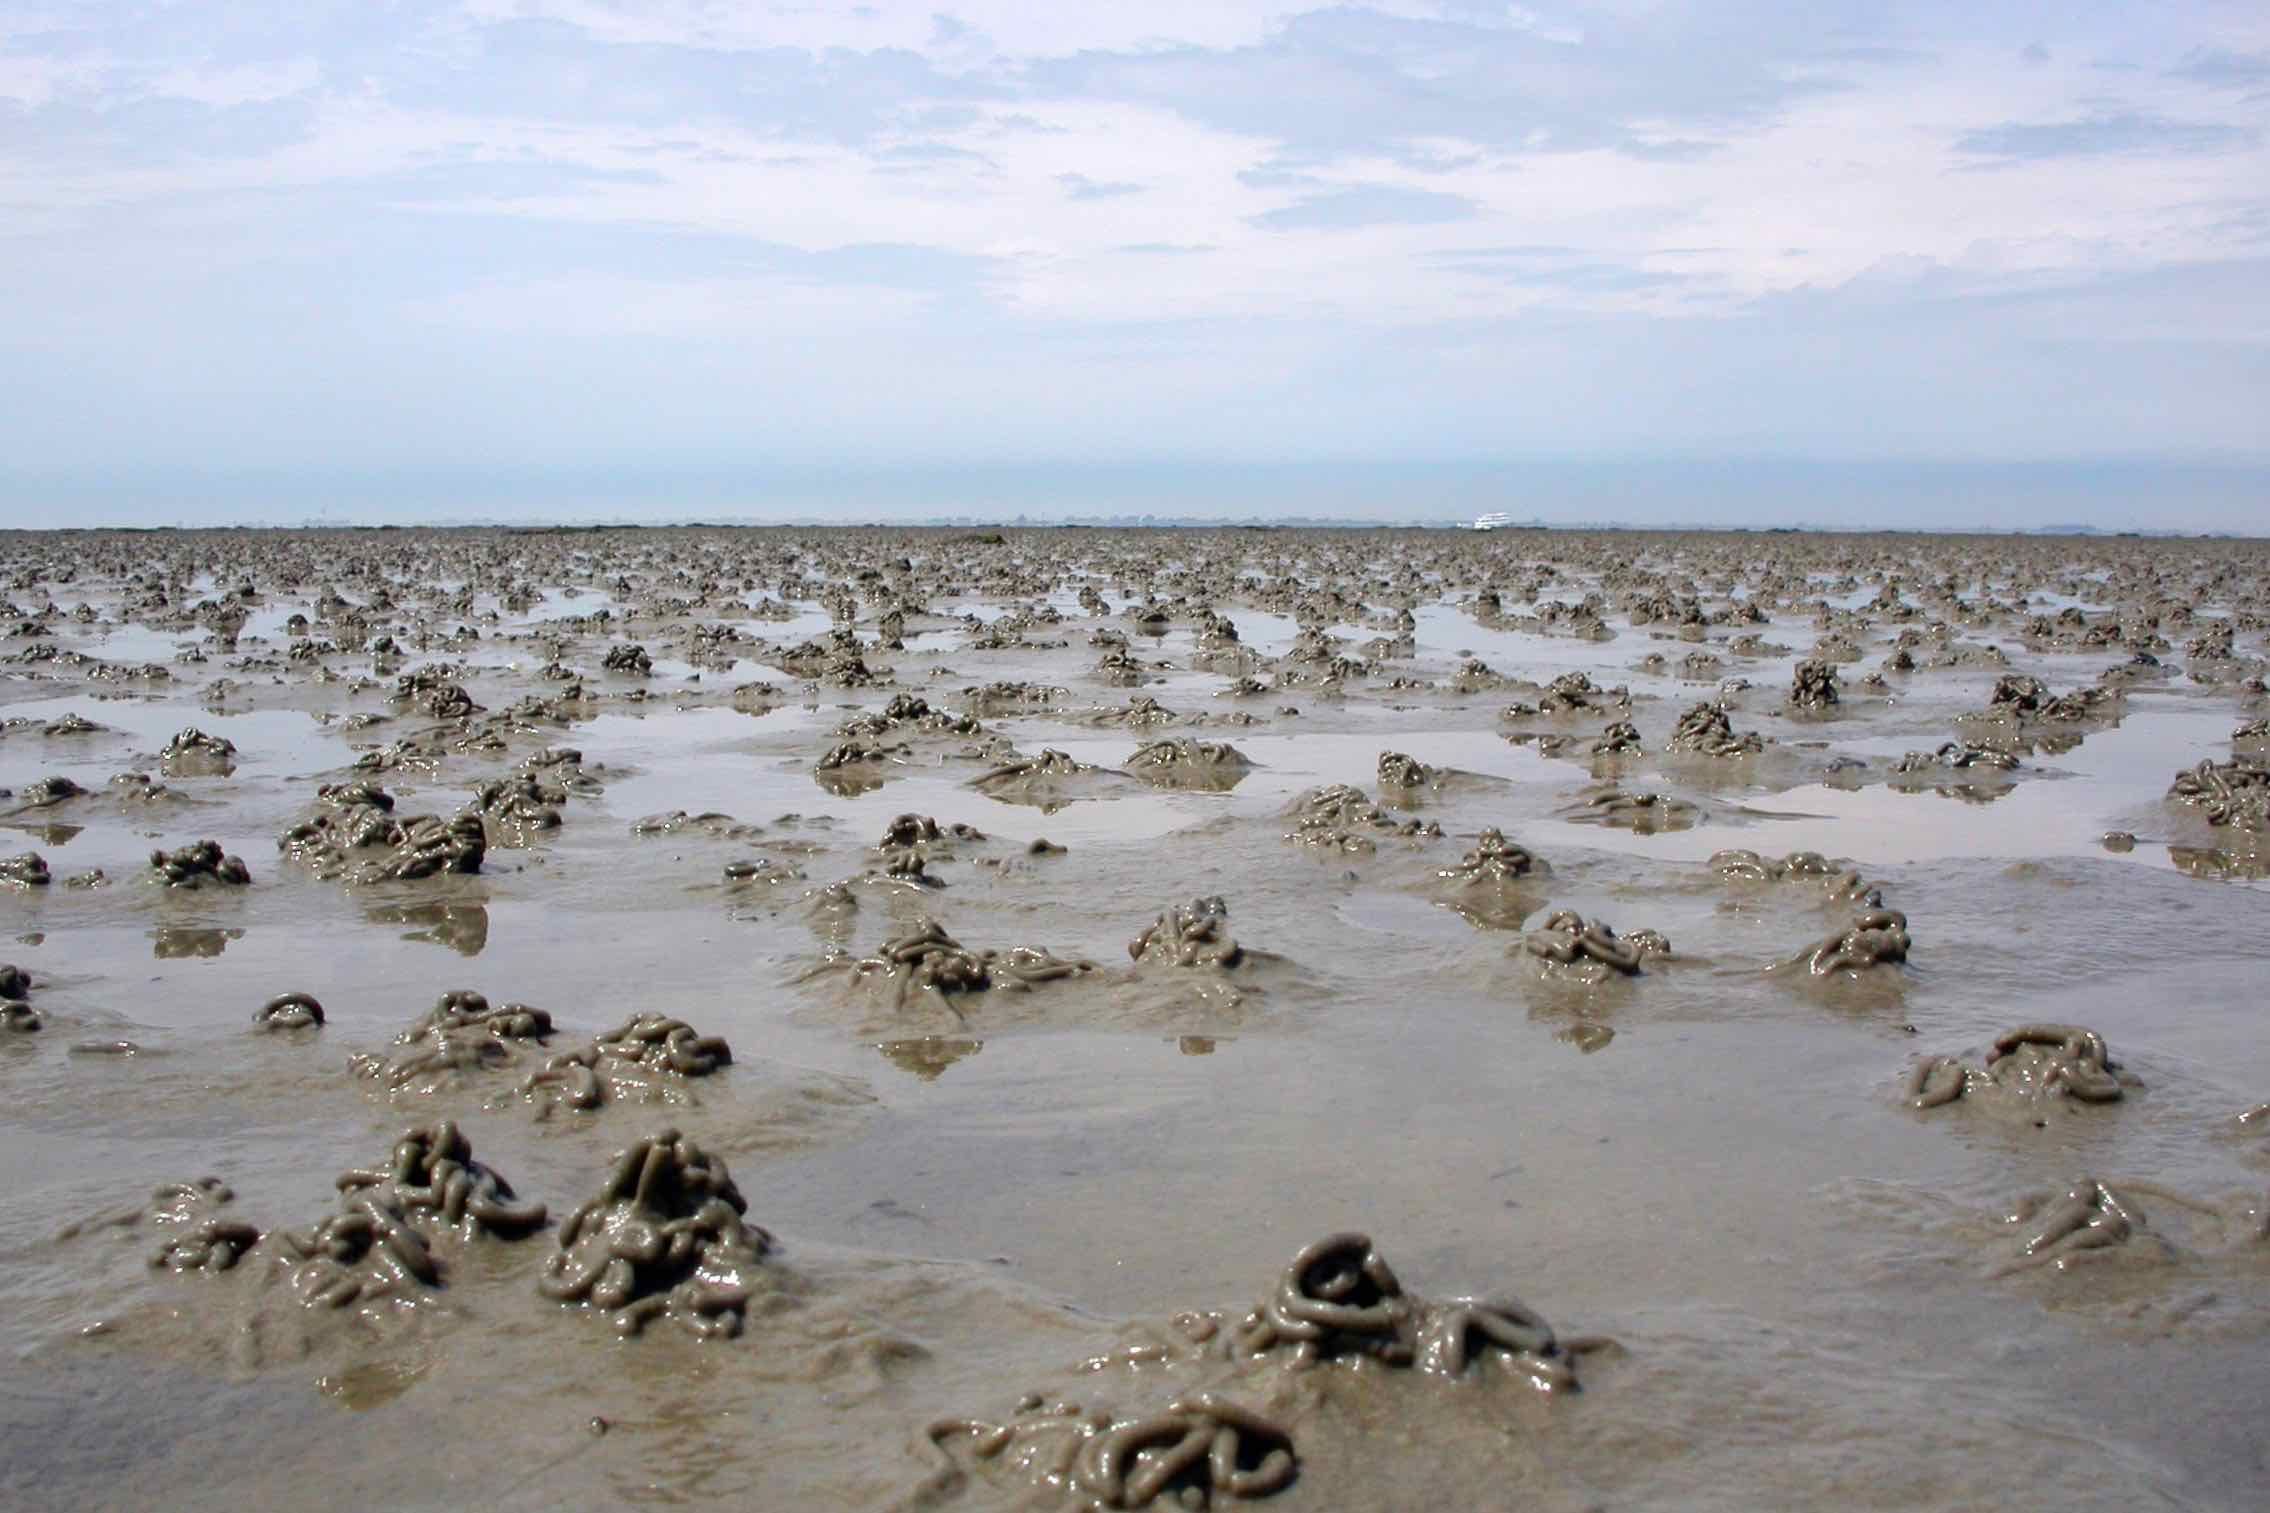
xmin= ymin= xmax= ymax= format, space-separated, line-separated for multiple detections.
xmin=1 ymin=1 xmax=2266 ymax=529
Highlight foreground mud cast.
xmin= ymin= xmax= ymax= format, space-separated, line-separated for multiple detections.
xmin=3 ymin=524 xmax=2269 ymax=1512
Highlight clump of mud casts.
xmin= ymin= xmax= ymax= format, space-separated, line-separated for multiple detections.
xmin=6 ymin=523 xmax=2270 ymax=1512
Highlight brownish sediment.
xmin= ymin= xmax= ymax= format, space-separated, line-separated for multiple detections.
xmin=4 ymin=523 xmax=2270 ymax=1512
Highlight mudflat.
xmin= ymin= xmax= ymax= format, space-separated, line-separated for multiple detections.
xmin=2 ymin=524 xmax=2266 ymax=1511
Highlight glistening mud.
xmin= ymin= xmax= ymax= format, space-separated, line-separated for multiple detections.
xmin=3 ymin=525 xmax=2268 ymax=1511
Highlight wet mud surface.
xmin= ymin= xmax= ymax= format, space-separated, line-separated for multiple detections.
xmin=4 ymin=524 xmax=2270 ymax=1511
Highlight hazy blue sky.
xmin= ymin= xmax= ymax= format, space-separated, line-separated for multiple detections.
xmin=2 ymin=2 xmax=2265 ymax=528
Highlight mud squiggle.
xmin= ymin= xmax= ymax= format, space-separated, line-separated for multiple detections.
xmin=274 ymin=1120 xmax=543 ymax=1308
xmin=352 ymin=990 xmax=554 ymax=1091
xmin=924 ymin=1391 xmax=1296 ymax=1509
xmin=1776 ymin=909 xmax=1910 ymax=975
xmin=1130 ymin=897 xmax=1245 ymax=970
xmin=1711 ymin=849 xmax=1882 ymax=906
xmin=537 ymin=1128 xmax=772 ymax=1338
xmin=149 ymin=839 xmax=251 ymax=888
xmin=253 ymin=992 xmax=325 ymax=1031
xmin=1903 ymin=1024 xmax=2135 ymax=1111
xmin=1989 ymin=1178 xmax=2156 ymax=1278
xmin=1283 ymin=785 xmax=1441 ymax=853
xmin=521 ymin=1012 xmax=732 ymax=1114
xmin=1521 ymin=910 xmax=1670 ymax=980
xmin=1228 ymin=1232 xmax=1589 ymax=1391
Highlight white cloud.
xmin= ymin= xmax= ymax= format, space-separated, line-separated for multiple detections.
xmin=1 ymin=0 xmax=2266 ymax=497
xmin=148 ymin=57 xmax=321 ymax=107
xmin=455 ymin=0 xmax=1324 ymax=60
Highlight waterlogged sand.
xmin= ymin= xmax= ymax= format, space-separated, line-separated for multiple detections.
xmin=2 ymin=524 xmax=2268 ymax=1511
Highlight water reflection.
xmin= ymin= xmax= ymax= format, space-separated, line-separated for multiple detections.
xmin=813 ymin=765 xmax=889 ymax=798
xmin=369 ymin=900 xmax=490 ymax=956
xmin=152 ymin=926 xmax=243 ymax=958
xmin=1555 ymin=1022 xmax=1616 ymax=1053
xmin=874 ymin=1036 xmax=982 ymax=1080
xmin=3 ymin=822 xmax=83 ymax=846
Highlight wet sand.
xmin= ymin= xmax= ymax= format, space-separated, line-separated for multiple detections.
xmin=2 ymin=525 xmax=2267 ymax=1510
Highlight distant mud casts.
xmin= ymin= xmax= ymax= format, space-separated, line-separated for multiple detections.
xmin=1375 ymin=750 xmax=1444 ymax=794
xmin=1890 ymin=743 xmax=2022 ymax=800
xmin=723 ymin=856 xmax=806 ymax=890
xmin=1711 ymin=849 xmax=1882 ymax=907
xmin=1431 ymin=828 xmax=1548 ymax=928
xmin=468 ymin=771 xmax=566 ymax=846
xmin=1125 ymin=738 xmax=1252 ymax=791
xmin=0 ymin=851 xmax=51 ymax=887
xmin=354 ymin=989 xmax=555 ymax=1093
xmin=878 ymin=812 xmax=986 ymax=857
xmin=1129 ymin=897 xmax=1246 ymax=971
xmin=158 ymin=726 xmax=237 ymax=777
xmin=971 ymin=748 xmax=1136 ymax=808
xmin=1283 ymin=785 xmax=1442 ymax=853
xmin=148 ymin=839 xmax=251 ymax=888
xmin=822 ymin=919 xmax=1099 ymax=1011
xmin=280 ymin=783 xmax=487 ymax=883
xmin=2 ymin=961 xmax=38 ymax=1031
xmin=1894 ymin=742 xmax=2019 ymax=776
xmin=2169 ymin=840 xmax=2270 ymax=881
xmin=634 ymin=809 xmax=763 ymax=840
xmin=1436 ymin=827 xmax=1545 ymax=886
xmin=1499 ymin=671 xmax=1628 ymax=721
xmin=1521 ymin=910 xmax=1670 ymax=981
xmin=2168 ymin=756 xmax=2270 ymax=830
xmin=10 ymin=774 xmax=85 ymax=810
xmin=804 ymin=899 xmax=1266 ymax=1026
xmin=1787 ymin=659 xmax=1840 ymax=710
xmin=1980 ymin=673 xmax=2123 ymax=730
xmin=339 ymin=991 xmax=734 ymax=1116
xmin=1666 ymin=702 xmax=1763 ymax=757
xmin=1567 ymin=790 xmax=1701 ymax=832
xmin=522 ymin=1012 xmax=734 ymax=1116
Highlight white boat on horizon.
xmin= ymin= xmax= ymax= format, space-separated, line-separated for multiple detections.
xmin=1472 ymin=512 xmax=1514 ymax=531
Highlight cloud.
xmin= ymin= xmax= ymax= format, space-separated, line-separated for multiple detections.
xmin=1057 ymin=172 xmax=1143 ymax=200
xmin=3 ymin=0 xmax=2270 ymax=523
xmin=873 ymin=140 xmax=998 ymax=171
xmin=1954 ymin=111 xmax=2260 ymax=163
xmin=2170 ymin=48 xmax=2270 ymax=91
xmin=1237 ymin=164 xmax=1328 ymax=190
xmin=1617 ymin=138 xmax=1722 ymax=163
xmin=148 ymin=58 xmax=323 ymax=108
xmin=1424 ymin=245 xmax=1692 ymax=293
xmin=1251 ymin=183 xmax=1475 ymax=230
